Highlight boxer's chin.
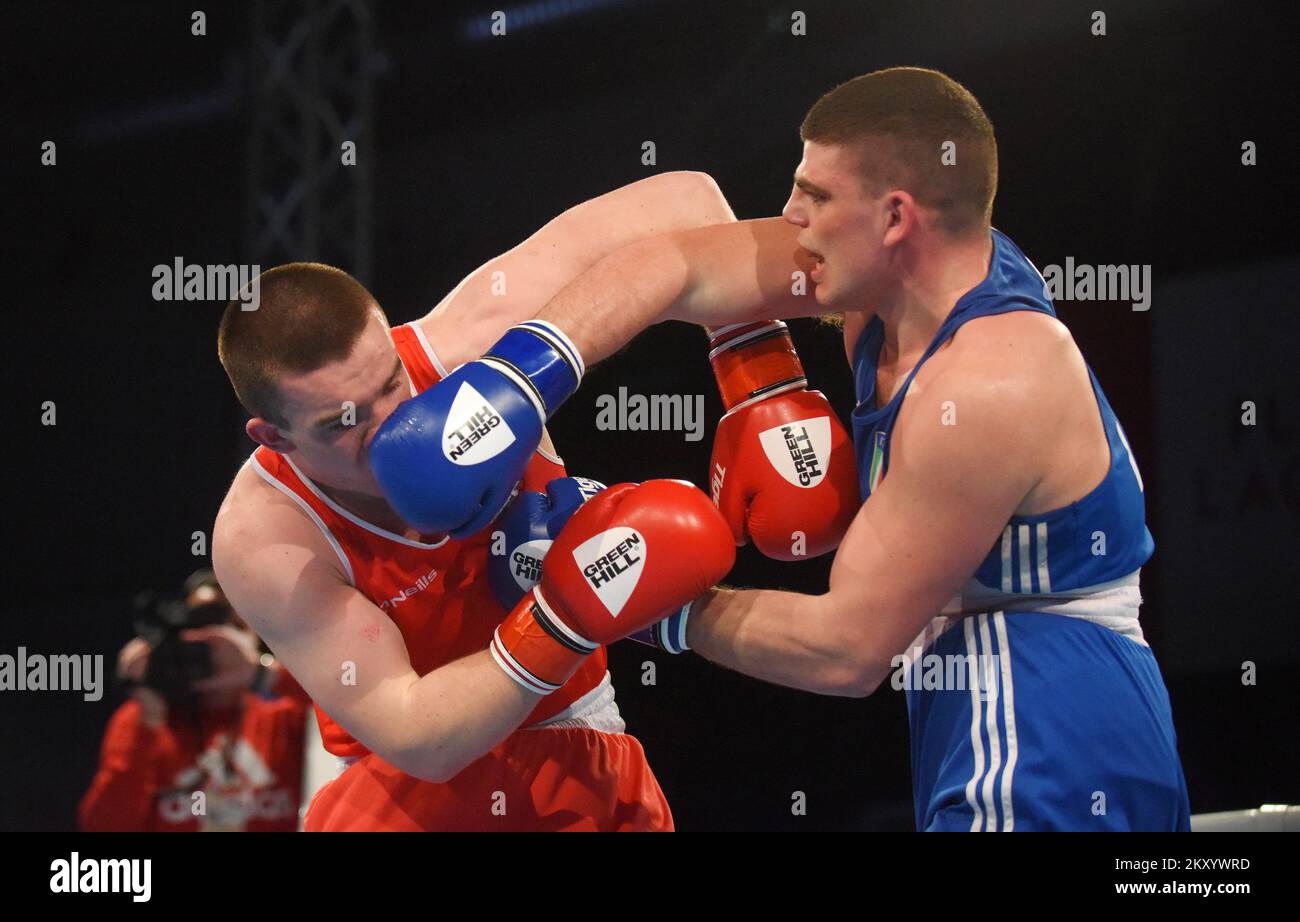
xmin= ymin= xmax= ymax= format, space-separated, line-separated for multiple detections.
xmin=813 ymin=279 xmax=842 ymax=310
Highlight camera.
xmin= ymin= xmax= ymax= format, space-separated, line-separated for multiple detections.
xmin=130 ymin=574 xmax=231 ymax=700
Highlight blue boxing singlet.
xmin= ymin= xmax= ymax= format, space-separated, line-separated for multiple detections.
xmin=850 ymin=229 xmax=1189 ymax=831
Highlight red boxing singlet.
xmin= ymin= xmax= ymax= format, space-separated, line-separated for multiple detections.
xmin=249 ymin=323 xmax=671 ymax=831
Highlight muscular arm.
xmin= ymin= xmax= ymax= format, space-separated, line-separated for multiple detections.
xmin=682 ymin=340 xmax=1050 ymax=696
xmin=535 ymin=216 xmax=824 ymax=367
xmin=419 ymin=170 xmax=739 ymax=370
xmin=213 ymin=496 xmax=535 ymax=783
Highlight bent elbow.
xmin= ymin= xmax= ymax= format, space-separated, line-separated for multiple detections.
xmin=381 ymin=720 xmax=463 ymax=785
xmin=659 ymin=170 xmax=734 ymax=224
xmin=386 ymin=744 xmax=459 ymax=785
xmin=658 ymin=168 xmax=718 ymax=190
xmin=821 ymin=654 xmax=892 ymax=699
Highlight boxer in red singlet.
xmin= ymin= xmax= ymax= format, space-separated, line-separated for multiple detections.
xmin=211 ymin=173 xmax=736 ymax=830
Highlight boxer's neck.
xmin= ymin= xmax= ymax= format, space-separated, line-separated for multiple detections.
xmin=876 ymin=230 xmax=994 ymax=363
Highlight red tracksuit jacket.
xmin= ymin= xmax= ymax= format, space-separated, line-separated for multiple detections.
xmin=79 ymin=689 xmax=307 ymax=832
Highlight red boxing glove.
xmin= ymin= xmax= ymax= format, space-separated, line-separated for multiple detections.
xmin=491 ymin=480 xmax=735 ymax=694
xmin=707 ymin=321 xmax=858 ymax=561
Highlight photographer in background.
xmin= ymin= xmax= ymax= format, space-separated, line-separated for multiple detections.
xmin=79 ymin=570 xmax=312 ymax=831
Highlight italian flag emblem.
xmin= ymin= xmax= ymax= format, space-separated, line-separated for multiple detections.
xmin=867 ymin=430 xmax=886 ymax=494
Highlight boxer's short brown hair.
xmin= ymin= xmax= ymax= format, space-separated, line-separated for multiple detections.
xmin=218 ymin=262 xmax=383 ymax=428
xmin=801 ymin=67 xmax=997 ymax=236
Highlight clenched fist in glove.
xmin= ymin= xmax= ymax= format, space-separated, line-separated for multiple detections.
xmin=369 ymin=321 xmax=585 ymax=538
xmin=707 ymin=321 xmax=858 ymax=561
xmin=487 ymin=476 xmax=606 ymax=611
xmin=490 ymin=480 xmax=735 ymax=695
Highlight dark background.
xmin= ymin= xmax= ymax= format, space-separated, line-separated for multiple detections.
xmin=4 ymin=0 xmax=1297 ymax=830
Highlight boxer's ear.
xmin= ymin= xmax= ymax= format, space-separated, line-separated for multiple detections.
xmin=246 ymin=418 xmax=296 ymax=453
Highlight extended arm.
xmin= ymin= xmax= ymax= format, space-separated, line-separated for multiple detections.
xmin=535 ymin=216 xmax=824 ymax=367
xmin=683 ymin=350 xmax=1046 ymax=696
xmin=419 ymin=171 xmax=739 ymax=370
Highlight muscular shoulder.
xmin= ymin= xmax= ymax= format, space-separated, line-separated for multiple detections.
xmin=213 ymin=461 xmax=349 ymax=639
xmin=215 ymin=459 xmax=297 ymax=545
xmin=899 ymin=312 xmax=1082 ymax=480
xmin=928 ymin=311 xmax=1078 ymax=415
xmin=949 ymin=309 xmax=1072 ymax=367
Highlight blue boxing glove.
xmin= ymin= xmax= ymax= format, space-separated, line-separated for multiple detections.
xmin=369 ymin=321 xmax=585 ymax=538
xmin=487 ymin=476 xmax=606 ymax=611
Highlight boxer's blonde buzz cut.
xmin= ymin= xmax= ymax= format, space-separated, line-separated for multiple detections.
xmin=800 ymin=67 xmax=997 ymax=237
xmin=218 ymin=262 xmax=387 ymax=429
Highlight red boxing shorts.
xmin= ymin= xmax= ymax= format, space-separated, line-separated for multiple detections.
xmin=304 ymin=726 xmax=672 ymax=832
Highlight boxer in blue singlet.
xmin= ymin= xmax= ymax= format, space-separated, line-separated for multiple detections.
xmin=531 ymin=66 xmax=1191 ymax=830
